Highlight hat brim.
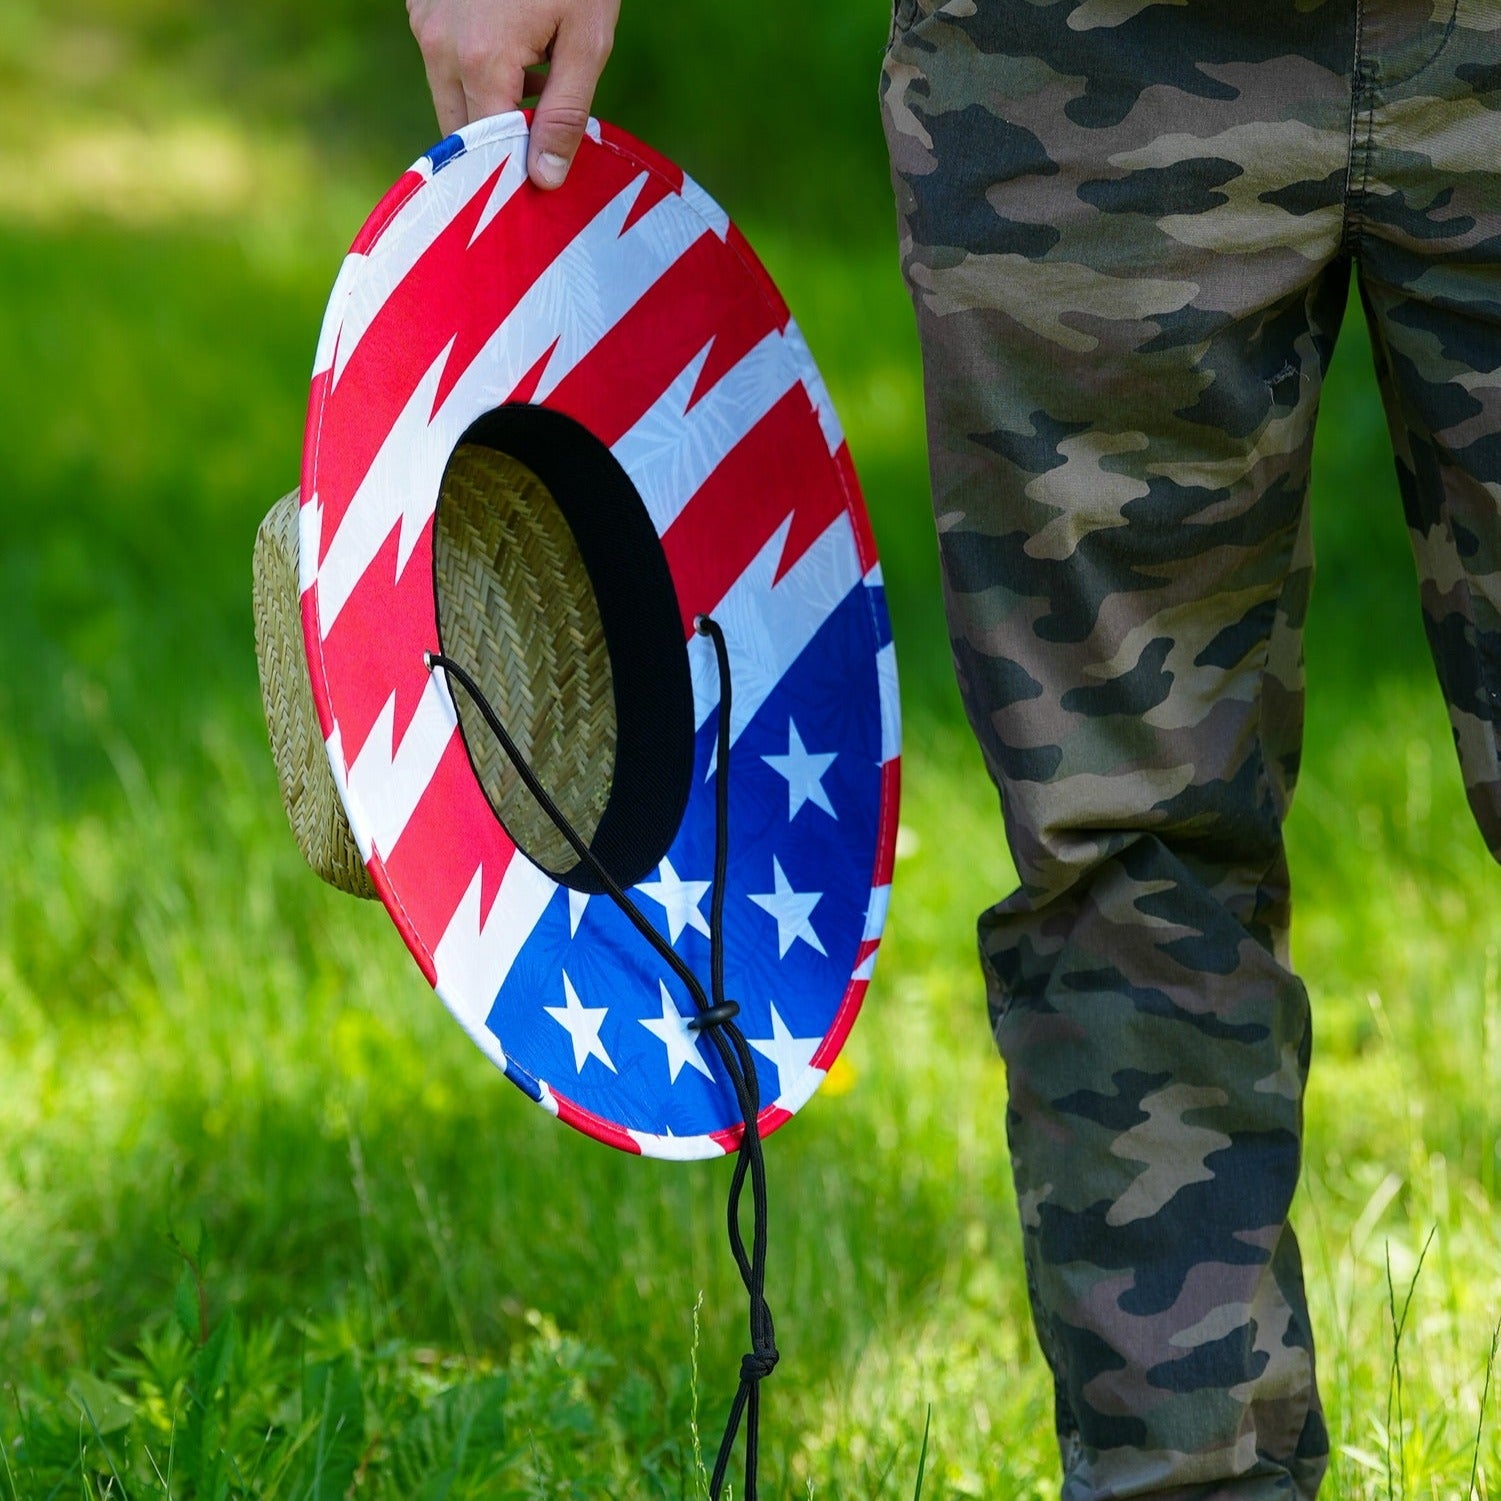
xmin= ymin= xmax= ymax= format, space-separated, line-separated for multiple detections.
xmin=299 ymin=113 xmax=900 ymax=1157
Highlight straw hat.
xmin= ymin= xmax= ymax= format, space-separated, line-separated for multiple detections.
xmin=254 ymin=114 xmax=900 ymax=1158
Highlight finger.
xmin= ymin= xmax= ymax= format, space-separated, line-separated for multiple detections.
xmin=426 ymin=62 xmax=470 ymax=136
xmin=457 ymin=40 xmax=527 ymax=128
xmin=411 ymin=10 xmax=470 ymax=136
xmin=528 ymin=14 xmax=613 ymax=188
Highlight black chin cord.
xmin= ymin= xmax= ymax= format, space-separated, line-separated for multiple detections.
xmin=426 ymin=613 xmax=776 ymax=1500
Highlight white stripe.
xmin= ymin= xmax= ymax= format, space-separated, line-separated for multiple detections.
xmin=312 ymin=252 xmax=365 ymax=378
xmin=330 ymin=144 xmax=530 ymax=388
xmin=457 ymin=109 xmax=529 ymax=150
xmin=432 ymin=856 xmax=558 ymax=1043
xmin=342 ymin=674 xmax=459 ymax=857
xmin=315 ymin=175 xmax=708 ymax=636
xmin=782 ymin=319 xmax=844 ymax=454
xmin=324 ymin=722 xmax=363 ymax=857
xmin=467 ymin=154 xmax=530 ymax=245
xmin=771 ymin=1064 xmax=829 ymax=1124
xmin=678 ymin=169 xmax=731 ymax=241
xmin=862 ymin=884 xmax=891 ymax=946
xmin=612 ymin=331 xmax=800 ymax=536
xmin=690 ymin=512 xmax=865 ymax=743
xmin=314 ymin=339 xmax=457 ymax=633
xmin=528 ymin=186 xmax=710 ymax=401
xmin=877 ymin=642 xmax=900 ymax=764
xmin=298 ymin=495 xmax=324 ymax=594
xmin=625 ymin=1126 xmax=729 ymax=1160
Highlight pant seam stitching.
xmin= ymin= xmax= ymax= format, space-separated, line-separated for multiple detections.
xmin=1342 ymin=0 xmax=1374 ymax=255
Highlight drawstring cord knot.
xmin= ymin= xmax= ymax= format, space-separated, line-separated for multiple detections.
xmin=740 ymin=1346 xmax=779 ymax=1384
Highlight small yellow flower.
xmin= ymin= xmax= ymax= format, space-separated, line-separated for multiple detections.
xmin=823 ymin=1053 xmax=858 ymax=1097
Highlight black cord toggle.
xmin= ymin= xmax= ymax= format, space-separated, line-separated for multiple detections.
xmin=688 ymin=1000 xmax=740 ymax=1031
xmin=428 ymin=616 xmax=777 ymax=1501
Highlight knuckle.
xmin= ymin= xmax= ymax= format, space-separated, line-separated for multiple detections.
xmin=456 ymin=37 xmax=494 ymax=77
xmin=412 ymin=16 xmax=447 ymax=57
xmin=407 ymin=3 xmax=436 ymax=43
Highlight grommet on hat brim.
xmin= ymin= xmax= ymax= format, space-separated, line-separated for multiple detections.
xmin=294 ymin=113 xmax=900 ymax=1158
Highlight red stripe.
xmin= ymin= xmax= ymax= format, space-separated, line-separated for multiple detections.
xmin=429 ymin=147 xmax=636 ymax=416
xmin=305 ymin=368 xmax=330 ymax=453
xmin=682 ymin=220 xmax=793 ymax=407
xmin=835 ymin=441 xmax=878 ymax=574
xmin=544 ymin=230 xmax=782 ymax=450
xmin=709 ymin=1102 xmax=795 ymax=1154
xmin=810 ymin=981 xmax=869 ymax=1075
xmin=318 ymin=521 xmax=438 ymax=767
xmin=313 ymin=162 xmax=506 ymax=551
xmin=365 ymin=851 xmax=435 ymax=987
xmin=381 ymin=734 xmax=517 ymax=941
xmin=598 ymin=122 xmax=685 ymax=199
xmin=552 ymin=1094 xmax=645 ymax=1154
xmin=350 ymin=170 xmax=426 ymax=256
xmin=808 ymin=768 xmax=901 ymax=1078
xmin=298 ymin=580 xmax=332 ymax=740
xmin=875 ymin=758 xmax=901 ymax=891
xmin=661 ymin=386 xmax=847 ymax=632
xmin=507 ymin=337 xmax=561 ymax=407
xmin=725 ymin=223 xmax=790 ymax=332
xmin=312 ymin=145 xmax=629 ymax=551
xmin=619 ymin=169 xmax=678 ymax=235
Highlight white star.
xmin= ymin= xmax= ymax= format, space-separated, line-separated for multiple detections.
xmin=763 ymin=719 xmax=837 ymax=821
xmin=635 ymin=857 xmax=712 ymax=944
xmin=544 ymin=971 xmax=616 ymax=1074
xmin=748 ymin=857 xmax=827 ymax=958
xmin=639 ymin=981 xmax=715 ymax=1085
xmin=746 ymin=1004 xmax=823 ymax=1093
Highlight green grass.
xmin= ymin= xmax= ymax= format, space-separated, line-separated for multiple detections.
xmin=2 ymin=4 xmax=1500 ymax=1496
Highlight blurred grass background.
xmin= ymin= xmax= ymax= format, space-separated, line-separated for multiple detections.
xmin=1 ymin=0 xmax=1498 ymax=1495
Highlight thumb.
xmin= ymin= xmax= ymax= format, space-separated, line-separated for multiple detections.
xmin=528 ymin=18 xmax=612 ymax=188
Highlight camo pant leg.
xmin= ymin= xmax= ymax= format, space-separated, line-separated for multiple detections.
xmin=1351 ymin=0 xmax=1501 ymax=853
xmin=880 ymin=4 xmax=1359 ymax=1494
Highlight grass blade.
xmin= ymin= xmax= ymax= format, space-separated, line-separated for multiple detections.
xmin=911 ymin=1405 xmax=931 ymax=1501
xmin=1470 ymin=1319 xmax=1500 ymax=1501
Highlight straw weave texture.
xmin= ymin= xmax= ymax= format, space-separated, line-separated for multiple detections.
xmin=253 ymin=491 xmax=377 ymax=899
xmin=434 ymin=445 xmax=615 ymax=876
xmin=254 ymin=448 xmax=618 ymax=897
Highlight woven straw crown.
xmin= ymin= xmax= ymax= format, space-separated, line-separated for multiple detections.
xmin=253 ymin=446 xmax=618 ymax=896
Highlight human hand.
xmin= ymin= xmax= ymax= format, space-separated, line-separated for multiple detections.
xmin=407 ymin=0 xmax=620 ymax=190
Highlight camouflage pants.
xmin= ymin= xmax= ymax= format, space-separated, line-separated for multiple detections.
xmin=881 ymin=1 xmax=1501 ymax=1495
